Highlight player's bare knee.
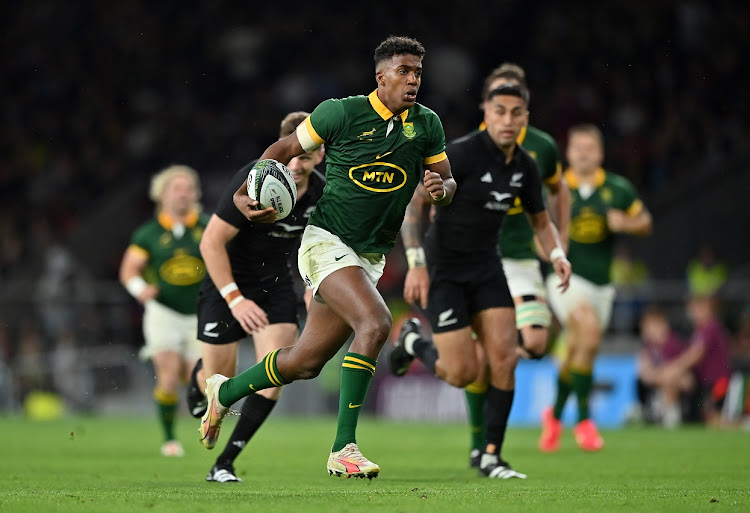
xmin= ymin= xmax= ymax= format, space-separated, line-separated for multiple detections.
xmin=293 ymin=360 xmax=325 ymax=380
xmin=488 ymin=346 xmax=519 ymax=374
xmin=283 ymin=348 xmax=327 ymax=380
xmin=353 ymin=313 xmax=392 ymax=351
xmin=442 ymin=363 xmax=478 ymax=388
xmin=519 ymin=328 xmax=548 ymax=358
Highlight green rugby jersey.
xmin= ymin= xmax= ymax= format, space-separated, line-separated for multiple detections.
xmin=296 ymin=90 xmax=447 ymax=254
xmin=499 ymin=125 xmax=562 ymax=259
xmin=565 ymin=168 xmax=643 ymax=285
xmin=128 ymin=210 xmax=208 ymax=314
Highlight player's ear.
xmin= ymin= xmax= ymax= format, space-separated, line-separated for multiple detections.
xmin=376 ymin=69 xmax=385 ymax=86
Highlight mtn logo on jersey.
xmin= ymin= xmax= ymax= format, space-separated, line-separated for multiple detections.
xmin=348 ymin=162 xmax=408 ymax=193
xmin=484 ymin=191 xmax=513 ymax=211
xmin=437 ymin=308 xmax=458 ymax=328
xmin=480 ymin=172 xmax=493 ymax=183
xmin=203 ymin=322 xmax=219 ymax=338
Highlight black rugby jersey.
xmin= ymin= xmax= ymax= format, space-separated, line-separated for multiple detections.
xmin=201 ymin=162 xmax=325 ymax=292
xmin=425 ymin=130 xmax=545 ymax=265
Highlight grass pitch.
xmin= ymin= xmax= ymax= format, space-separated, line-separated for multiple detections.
xmin=0 ymin=415 xmax=748 ymax=512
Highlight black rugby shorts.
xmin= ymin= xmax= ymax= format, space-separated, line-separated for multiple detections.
xmin=197 ymin=278 xmax=298 ymax=344
xmin=426 ymin=262 xmax=513 ymax=334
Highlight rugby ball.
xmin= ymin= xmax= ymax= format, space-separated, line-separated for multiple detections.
xmin=247 ymin=159 xmax=297 ymax=220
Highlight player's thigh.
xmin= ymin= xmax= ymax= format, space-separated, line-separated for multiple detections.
xmin=283 ymin=298 xmax=353 ymax=373
xmin=433 ymin=327 xmax=478 ymax=374
xmin=298 ymin=225 xmax=390 ymax=341
xmin=467 ymin=266 xmax=516 ymax=352
xmin=201 ymin=341 xmax=239 ymax=377
xmin=318 ymin=265 xmax=391 ymax=345
xmin=253 ymin=322 xmax=298 ymax=359
xmin=474 ymin=307 xmax=518 ymax=358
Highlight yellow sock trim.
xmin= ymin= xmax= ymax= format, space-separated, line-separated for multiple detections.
xmin=465 ymin=380 xmax=488 ymax=394
xmin=153 ymin=388 xmax=178 ymax=405
xmin=265 ymin=349 xmax=284 ymax=387
xmin=342 ymin=355 xmax=375 ymax=375
xmin=570 ymin=365 xmax=593 ymax=375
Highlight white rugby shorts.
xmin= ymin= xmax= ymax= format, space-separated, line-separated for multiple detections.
xmin=298 ymin=225 xmax=385 ymax=302
xmin=545 ymin=273 xmax=616 ymax=331
xmin=502 ymin=258 xmax=547 ymax=298
xmin=140 ymin=299 xmax=202 ymax=361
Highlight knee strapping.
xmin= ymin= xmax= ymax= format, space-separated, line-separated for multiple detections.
xmin=515 ymin=299 xmax=551 ymax=329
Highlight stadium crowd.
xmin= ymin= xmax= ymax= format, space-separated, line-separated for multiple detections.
xmin=2 ymin=1 xmax=749 ymax=422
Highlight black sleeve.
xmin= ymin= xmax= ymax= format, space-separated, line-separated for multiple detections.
xmin=519 ymin=155 xmax=546 ymax=215
xmin=215 ymin=163 xmax=255 ymax=229
xmin=445 ymin=140 xmax=467 ymax=182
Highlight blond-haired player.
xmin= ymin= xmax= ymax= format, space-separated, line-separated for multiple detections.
xmin=119 ymin=165 xmax=208 ymax=457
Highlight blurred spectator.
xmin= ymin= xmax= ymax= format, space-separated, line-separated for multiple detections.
xmin=687 ymin=244 xmax=728 ymax=297
xmin=719 ymin=306 xmax=750 ymax=427
xmin=684 ymin=295 xmax=732 ymax=426
xmin=635 ymin=306 xmax=688 ymax=427
xmin=635 ymin=297 xmax=733 ymax=428
xmin=730 ymin=306 xmax=750 ymax=371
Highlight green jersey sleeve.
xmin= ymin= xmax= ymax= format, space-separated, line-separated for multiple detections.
xmin=423 ymin=110 xmax=447 ymax=163
xmin=610 ymin=174 xmax=643 ymax=215
xmin=130 ymin=223 xmax=152 ymax=253
xmin=306 ymin=98 xmax=347 ymax=146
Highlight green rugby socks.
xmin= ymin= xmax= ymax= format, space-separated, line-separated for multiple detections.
xmin=218 ymin=349 xmax=288 ymax=406
xmin=332 ymin=353 xmax=376 ymax=451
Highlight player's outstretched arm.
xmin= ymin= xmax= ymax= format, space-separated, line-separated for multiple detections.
xmin=401 ymin=183 xmax=432 ymax=309
xmin=607 ymin=207 xmax=652 ymax=237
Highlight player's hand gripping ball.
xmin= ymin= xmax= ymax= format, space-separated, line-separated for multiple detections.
xmin=247 ymin=159 xmax=297 ymax=220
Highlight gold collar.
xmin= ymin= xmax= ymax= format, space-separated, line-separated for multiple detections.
xmin=369 ymin=90 xmax=410 ymax=122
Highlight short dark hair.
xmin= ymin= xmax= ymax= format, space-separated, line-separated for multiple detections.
xmin=482 ymin=62 xmax=528 ymax=102
xmin=374 ymin=36 xmax=426 ymax=66
xmin=279 ymin=111 xmax=310 ymax=138
xmin=568 ymin=123 xmax=604 ymax=147
xmin=485 ymin=83 xmax=530 ymax=106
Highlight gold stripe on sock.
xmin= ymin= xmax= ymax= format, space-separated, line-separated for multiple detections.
xmin=343 ymin=355 xmax=376 ymax=372
xmin=265 ymin=349 xmax=283 ymax=386
xmin=342 ymin=363 xmax=375 ymax=375
xmin=570 ymin=365 xmax=593 ymax=375
xmin=465 ymin=381 xmax=488 ymax=394
xmin=153 ymin=388 xmax=178 ymax=405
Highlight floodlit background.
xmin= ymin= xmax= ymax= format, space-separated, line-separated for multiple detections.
xmin=1 ymin=1 xmax=749 ymax=425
